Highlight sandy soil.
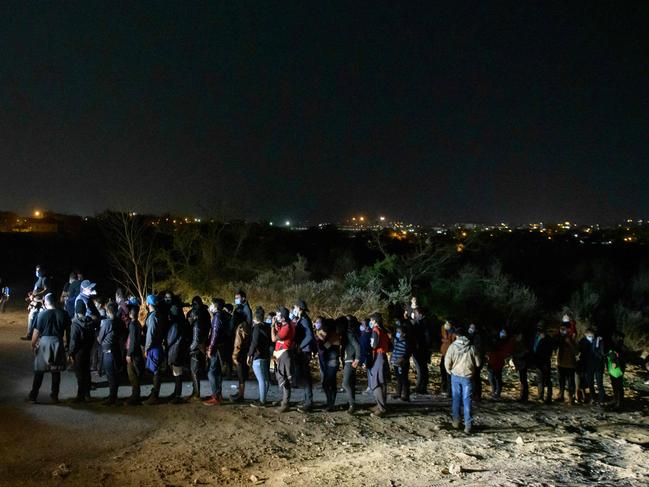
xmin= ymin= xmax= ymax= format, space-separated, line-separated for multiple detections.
xmin=1 ymin=308 xmax=648 ymax=487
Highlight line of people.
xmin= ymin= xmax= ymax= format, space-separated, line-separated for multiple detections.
xmin=24 ymin=268 xmax=631 ymax=435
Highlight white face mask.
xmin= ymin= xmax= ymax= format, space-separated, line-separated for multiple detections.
xmin=234 ymin=298 xmax=241 ymax=305
xmin=586 ymin=335 xmax=594 ymax=342
xmin=444 ymin=323 xmax=451 ymax=331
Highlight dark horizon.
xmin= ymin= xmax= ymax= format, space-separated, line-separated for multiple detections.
xmin=1 ymin=3 xmax=648 ymax=224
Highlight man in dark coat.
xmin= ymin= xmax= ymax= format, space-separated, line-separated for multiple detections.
xmin=68 ymin=300 xmax=95 ymax=402
xmin=292 ymin=299 xmax=315 ymax=413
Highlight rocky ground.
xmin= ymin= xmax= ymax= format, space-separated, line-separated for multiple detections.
xmin=1 ymin=308 xmax=648 ymax=486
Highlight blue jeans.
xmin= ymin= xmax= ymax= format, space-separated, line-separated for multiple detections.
xmin=207 ymin=353 xmax=222 ymax=398
xmin=103 ymin=352 xmax=118 ymax=400
xmin=451 ymin=375 xmax=473 ymax=428
xmin=252 ymin=358 xmax=270 ymax=403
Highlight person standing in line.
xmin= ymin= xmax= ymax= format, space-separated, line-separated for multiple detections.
xmin=248 ymin=306 xmax=271 ymax=407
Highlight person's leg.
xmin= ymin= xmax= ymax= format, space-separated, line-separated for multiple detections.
xmin=207 ymin=354 xmax=222 ymax=398
xmin=462 ymin=376 xmax=474 ymax=432
xmin=402 ymin=362 xmax=411 ymax=400
xmin=190 ymin=353 xmax=201 ymax=399
xmin=595 ymin=368 xmax=605 ymax=404
xmin=412 ymin=353 xmax=423 ymax=393
xmin=558 ymin=367 xmax=566 ymax=400
xmin=567 ymin=368 xmax=575 ymax=403
xmin=105 ymin=353 xmax=118 ymax=402
xmin=545 ymin=366 xmax=553 ymax=403
xmin=393 ymin=365 xmax=402 ymax=398
xmin=342 ymin=364 xmax=353 ymax=406
xmin=302 ymin=353 xmax=313 ymax=407
xmin=51 ymin=371 xmax=61 ymax=401
xmin=74 ymin=352 xmax=85 ymax=399
xmin=495 ymin=369 xmax=503 ymax=397
xmin=451 ymin=375 xmax=461 ymax=425
xmin=440 ymin=355 xmax=449 ymax=394
xmin=519 ymin=367 xmax=528 ymax=402
xmin=488 ymin=367 xmax=497 ymax=397
xmin=277 ymin=354 xmax=292 ymax=409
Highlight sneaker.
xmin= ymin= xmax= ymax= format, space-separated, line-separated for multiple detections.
xmin=391 ymin=394 xmax=401 ymax=400
xmin=464 ymin=425 xmax=472 ymax=435
xmin=250 ymin=401 xmax=266 ymax=408
xmin=347 ymin=404 xmax=356 ymax=415
xmin=20 ymin=335 xmax=31 ymax=341
xmin=72 ymin=396 xmax=85 ymax=403
xmin=101 ymin=397 xmax=117 ymax=406
xmin=125 ymin=397 xmax=142 ymax=406
xmin=144 ymin=395 xmax=160 ymax=406
xmin=452 ymin=420 xmax=460 ymax=429
xmin=27 ymin=395 xmax=37 ymax=404
xmin=370 ymin=407 xmax=386 ymax=418
xmin=202 ymin=396 xmax=221 ymax=406
xmin=50 ymin=394 xmax=60 ymax=404
xmin=170 ymin=396 xmax=186 ymax=405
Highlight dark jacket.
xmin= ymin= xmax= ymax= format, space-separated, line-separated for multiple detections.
xmin=342 ymin=330 xmax=361 ymax=364
xmin=69 ymin=315 xmax=95 ymax=356
xmin=98 ymin=318 xmax=119 ymax=354
xmin=188 ymin=305 xmax=211 ymax=353
xmin=126 ymin=319 xmax=144 ymax=361
xmin=207 ymin=310 xmax=227 ymax=355
xmin=532 ymin=334 xmax=555 ymax=367
xmin=248 ymin=322 xmax=271 ymax=361
xmin=145 ymin=310 xmax=167 ymax=351
xmin=359 ymin=329 xmax=372 ymax=366
xmin=167 ymin=316 xmax=190 ymax=366
xmin=294 ymin=314 xmax=315 ymax=353
xmin=579 ymin=336 xmax=605 ymax=370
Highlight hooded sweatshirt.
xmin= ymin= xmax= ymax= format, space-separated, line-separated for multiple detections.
xmin=444 ymin=336 xmax=481 ymax=378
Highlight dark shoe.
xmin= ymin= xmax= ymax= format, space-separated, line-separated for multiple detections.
xmin=144 ymin=395 xmax=160 ymax=406
xmin=400 ymin=396 xmax=410 ymax=402
xmin=27 ymin=394 xmax=37 ymax=404
xmin=50 ymin=394 xmax=60 ymax=404
xmin=250 ymin=401 xmax=266 ymax=408
xmin=188 ymin=394 xmax=202 ymax=403
xmin=20 ymin=335 xmax=31 ymax=341
xmin=125 ymin=397 xmax=142 ymax=406
xmin=170 ymin=396 xmax=186 ymax=405
xmin=72 ymin=396 xmax=85 ymax=403
xmin=102 ymin=397 xmax=117 ymax=406
xmin=229 ymin=393 xmax=244 ymax=404
xmin=325 ymin=404 xmax=335 ymax=412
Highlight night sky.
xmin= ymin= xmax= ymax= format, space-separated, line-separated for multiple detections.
xmin=1 ymin=2 xmax=647 ymax=224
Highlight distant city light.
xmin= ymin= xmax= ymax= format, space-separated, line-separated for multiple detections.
xmin=379 ymin=216 xmax=386 ymax=222
xmin=359 ymin=216 xmax=365 ymax=222
xmin=33 ymin=210 xmax=42 ymax=218
xmin=285 ymin=220 xmax=291 ymax=226
xmin=269 ymin=221 xmax=274 ymax=226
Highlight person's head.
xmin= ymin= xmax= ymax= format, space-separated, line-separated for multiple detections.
xmin=277 ymin=306 xmax=290 ymax=324
xmin=115 ymin=288 xmax=125 ymax=304
xmin=35 ymin=265 xmax=43 ymax=278
xmin=210 ymin=297 xmax=225 ymax=314
xmin=499 ymin=328 xmax=507 ymax=339
xmin=191 ymin=296 xmax=203 ymax=310
xmin=454 ymin=326 xmax=467 ymax=337
xmin=234 ymin=290 xmax=246 ymax=305
xmin=164 ymin=291 xmax=174 ymax=305
xmin=394 ymin=321 xmax=405 ymax=339
xmin=584 ymin=328 xmax=595 ymax=342
xmin=80 ymin=280 xmax=97 ymax=296
xmin=75 ymin=299 xmax=87 ymax=318
xmin=410 ymin=296 xmax=418 ymax=308
xmin=369 ymin=313 xmax=383 ymax=329
xmin=128 ymin=304 xmax=140 ymax=321
xmin=314 ymin=316 xmax=325 ymax=330
xmin=254 ymin=306 xmax=265 ymax=323
xmin=359 ymin=318 xmax=369 ymax=332
xmin=293 ymin=299 xmax=308 ymax=318
xmin=43 ymin=293 xmax=55 ymax=309
xmin=536 ymin=322 xmax=546 ymax=336
xmin=225 ymin=303 xmax=234 ymax=314
xmin=106 ymin=302 xmax=118 ymax=319
xmin=468 ymin=323 xmax=477 ymax=335
xmin=559 ymin=323 xmax=568 ymax=336
xmin=562 ymin=314 xmax=571 ymax=324
xmin=69 ymin=272 xmax=78 ymax=283
xmin=266 ymin=311 xmax=276 ymax=324
xmin=169 ymin=304 xmax=183 ymax=318
xmin=93 ymin=296 xmax=105 ymax=308
xmin=146 ymin=294 xmax=158 ymax=311
xmin=612 ymin=330 xmax=625 ymax=344
xmin=444 ymin=320 xmax=452 ymax=331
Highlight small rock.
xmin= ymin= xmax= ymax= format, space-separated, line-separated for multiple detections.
xmin=516 ymin=436 xmax=524 ymax=445
xmin=449 ymin=463 xmax=462 ymax=475
xmin=250 ymin=474 xmax=259 ymax=482
xmin=441 ymin=467 xmax=450 ymax=475
xmin=52 ymin=463 xmax=71 ymax=479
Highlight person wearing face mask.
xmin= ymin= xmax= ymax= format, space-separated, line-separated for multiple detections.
xmin=468 ymin=324 xmax=485 ymax=401
xmin=204 ymin=298 xmax=227 ymax=406
xmin=512 ymin=331 xmax=532 ymax=403
xmin=23 ymin=265 xmax=52 ymax=341
xmin=272 ymin=306 xmax=295 ymax=413
xmin=292 ymin=299 xmax=316 ymax=413
xmin=390 ymin=321 xmax=412 ymax=402
xmin=314 ymin=316 xmax=327 ymax=384
xmin=532 ymin=323 xmax=555 ymax=404
xmin=234 ymin=290 xmax=253 ymax=326
xmin=556 ymin=323 xmax=577 ymax=404
xmin=316 ymin=318 xmax=341 ymax=411
xmin=579 ymin=328 xmax=606 ymax=405
xmin=368 ymin=313 xmax=391 ymax=417
xmin=341 ymin=315 xmax=361 ymax=414
xmin=439 ymin=320 xmax=457 ymax=396
xmin=358 ymin=318 xmax=373 ymax=393
xmin=231 ymin=303 xmax=252 ymax=403
xmin=187 ymin=296 xmax=211 ymax=402
xmin=409 ymin=305 xmax=432 ymax=395
xmin=165 ymin=304 xmax=191 ymax=404
xmin=445 ymin=326 xmax=481 ymax=434
xmin=606 ymin=331 xmax=626 ymax=411
xmin=486 ymin=328 xmax=514 ymax=399
xmin=144 ymin=295 xmax=167 ymax=405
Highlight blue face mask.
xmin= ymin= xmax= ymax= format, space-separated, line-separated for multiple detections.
xmin=234 ymin=298 xmax=241 ymax=305
xmin=359 ymin=325 xmax=366 ymax=332
xmin=315 ymin=322 xmax=322 ymax=330
xmin=499 ymin=330 xmax=506 ymax=339
xmin=586 ymin=335 xmax=594 ymax=342
xmin=395 ymin=331 xmax=402 ymax=339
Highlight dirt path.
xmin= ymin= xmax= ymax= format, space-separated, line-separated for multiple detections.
xmin=1 ymin=309 xmax=648 ymax=486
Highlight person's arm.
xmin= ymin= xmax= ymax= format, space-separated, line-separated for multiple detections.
xmin=31 ymin=328 xmax=40 ymax=352
xmin=370 ymin=330 xmax=379 ymax=350
xmin=444 ymin=346 xmax=454 ymax=372
xmin=232 ymin=326 xmax=242 ymax=364
xmin=248 ymin=324 xmax=260 ymax=360
xmin=351 ymin=333 xmax=361 ymax=367
xmin=299 ymin=319 xmax=315 ymax=351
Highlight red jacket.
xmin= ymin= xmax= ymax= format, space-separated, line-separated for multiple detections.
xmin=275 ymin=322 xmax=295 ymax=351
xmin=487 ymin=337 xmax=515 ymax=371
xmin=371 ymin=327 xmax=390 ymax=356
